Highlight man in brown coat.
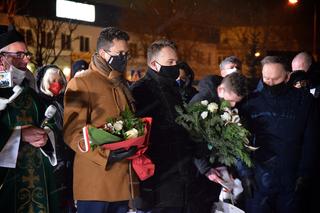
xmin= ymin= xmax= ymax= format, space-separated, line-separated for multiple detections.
xmin=64 ymin=27 xmax=137 ymax=213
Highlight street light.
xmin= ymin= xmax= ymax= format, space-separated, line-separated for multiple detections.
xmin=289 ymin=0 xmax=317 ymax=60
xmin=288 ymin=0 xmax=298 ymax=5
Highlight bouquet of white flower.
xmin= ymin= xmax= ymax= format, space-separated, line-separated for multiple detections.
xmin=79 ymin=108 xmax=155 ymax=180
xmin=176 ymin=100 xmax=255 ymax=167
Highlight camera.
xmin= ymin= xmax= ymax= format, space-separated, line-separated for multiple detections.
xmin=0 ymin=71 xmax=13 ymax=88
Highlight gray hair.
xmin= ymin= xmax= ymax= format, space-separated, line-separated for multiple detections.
xmin=219 ymin=56 xmax=242 ymax=70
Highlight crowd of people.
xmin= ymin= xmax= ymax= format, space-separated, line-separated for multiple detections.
xmin=0 ymin=25 xmax=319 ymax=213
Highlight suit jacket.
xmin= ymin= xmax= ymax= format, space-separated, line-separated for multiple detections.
xmin=64 ymin=54 xmax=133 ymax=201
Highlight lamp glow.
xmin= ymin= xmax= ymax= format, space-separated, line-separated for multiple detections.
xmin=254 ymin=52 xmax=261 ymax=57
xmin=63 ymin=67 xmax=71 ymax=77
xmin=288 ymin=0 xmax=298 ymax=5
xmin=56 ymin=0 xmax=95 ymax=22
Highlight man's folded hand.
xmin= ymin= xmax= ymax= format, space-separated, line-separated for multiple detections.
xmin=106 ymin=146 xmax=138 ymax=169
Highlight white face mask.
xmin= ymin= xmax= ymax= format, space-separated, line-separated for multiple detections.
xmin=224 ymin=67 xmax=239 ymax=76
xmin=9 ymin=65 xmax=26 ymax=86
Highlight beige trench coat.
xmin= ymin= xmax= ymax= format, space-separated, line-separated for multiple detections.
xmin=64 ymin=60 xmax=133 ymax=201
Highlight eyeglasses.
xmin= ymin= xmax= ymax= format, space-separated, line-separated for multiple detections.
xmin=0 ymin=51 xmax=33 ymax=59
xmin=104 ymin=50 xmax=131 ymax=60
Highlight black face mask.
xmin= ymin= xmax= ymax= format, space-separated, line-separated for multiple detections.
xmin=156 ymin=63 xmax=180 ymax=80
xmin=107 ymin=54 xmax=128 ymax=73
xmin=263 ymin=82 xmax=287 ymax=96
xmin=176 ymin=79 xmax=186 ymax=87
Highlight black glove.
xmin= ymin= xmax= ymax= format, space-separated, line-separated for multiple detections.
xmin=106 ymin=146 xmax=138 ymax=170
xmin=194 ymin=157 xmax=211 ymax=175
xmin=242 ymin=176 xmax=257 ymax=199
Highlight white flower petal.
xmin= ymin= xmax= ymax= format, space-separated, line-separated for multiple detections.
xmin=201 ymin=100 xmax=209 ymax=106
xmin=207 ymin=103 xmax=219 ymax=112
xmin=113 ymin=122 xmax=123 ymax=131
xmin=221 ymin=112 xmax=231 ymax=122
xmin=125 ymin=128 xmax=139 ymax=139
xmin=201 ymin=111 xmax=208 ymax=119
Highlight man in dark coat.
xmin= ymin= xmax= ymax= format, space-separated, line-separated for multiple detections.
xmin=239 ymin=56 xmax=319 ymax=213
xmin=190 ymin=72 xmax=250 ymax=212
xmin=291 ymin=51 xmax=320 ymax=98
xmin=131 ymin=39 xmax=196 ymax=213
xmin=191 ymin=56 xmax=242 ymax=104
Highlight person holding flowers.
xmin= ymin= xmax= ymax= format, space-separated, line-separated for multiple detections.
xmin=63 ymin=27 xmax=137 ymax=213
xmin=179 ymin=72 xmax=250 ymax=212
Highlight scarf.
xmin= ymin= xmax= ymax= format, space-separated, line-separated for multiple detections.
xmin=92 ymin=53 xmax=135 ymax=112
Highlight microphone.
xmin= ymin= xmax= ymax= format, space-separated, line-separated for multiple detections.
xmin=40 ymin=105 xmax=57 ymax=128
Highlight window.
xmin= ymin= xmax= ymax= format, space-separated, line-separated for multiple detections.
xmin=41 ymin=31 xmax=54 ymax=48
xmin=79 ymin=36 xmax=89 ymax=52
xmin=41 ymin=31 xmax=46 ymax=46
xmin=26 ymin=29 xmax=34 ymax=46
xmin=19 ymin=29 xmax=34 ymax=46
xmin=61 ymin=33 xmax=71 ymax=50
xmin=46 ymin=32 xmax=54 ymax=49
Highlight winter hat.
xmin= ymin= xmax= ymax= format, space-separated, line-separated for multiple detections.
xmin=71 ymin=60 xmax=89 ymax=77
xmin=0 ymin=25 xmax=25 ymax=49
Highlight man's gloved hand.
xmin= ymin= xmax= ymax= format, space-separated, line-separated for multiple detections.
xmin=106 ymin=146 xmax=138 ymax=170
xmin=194 ymin=158 xmax=211 ymax=175
xmin=242 ymin=176 xmax=257 ymax=199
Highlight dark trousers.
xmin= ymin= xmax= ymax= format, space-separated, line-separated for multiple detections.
xmin=137 ymin=207 xmax=184 ymax=213
xmin=77 ymin=200 xmax=129 ymax=213
xmin=245 ymin=190 xmax=299 ymax=213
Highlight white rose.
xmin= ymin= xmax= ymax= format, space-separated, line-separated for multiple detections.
xmin=201 ymin=100 xmax=209 ymax=106
xmin=106 ymin=123 xmax=114 ymax=131
xmin=221 ymin=112 xmax=231 ymax=122
xmin=125 ymin=128 xmax=139 ymax=139
xmin=113 ymin=121 xmax=123 ymax=131
xmin=207 ymin=103 xmax=218 ymax=113
xmin=201 ymin=111 xmax=208 ymax=119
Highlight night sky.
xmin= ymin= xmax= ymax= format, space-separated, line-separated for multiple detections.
xmin=17 ymin=0 xmax=319 ymax=53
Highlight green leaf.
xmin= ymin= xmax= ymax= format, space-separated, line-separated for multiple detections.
xmin=88 ymin=126 xmax=122 ymax=145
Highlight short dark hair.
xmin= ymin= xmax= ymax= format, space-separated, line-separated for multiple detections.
xmin=261 ymin=56 xmax=291 ymax=72
xmin=96 ymin=27 xmax=129 ymax=52
xmin=219 ymin=56 xmax=242 ymax=70
xmin=221 ymin=72 xmax=249 ymax=97
xmin=147 ymin=39 xmax=177 ymax=64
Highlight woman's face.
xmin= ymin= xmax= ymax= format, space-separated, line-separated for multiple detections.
xmin=49 ymin=72 xmax=62 ymax=84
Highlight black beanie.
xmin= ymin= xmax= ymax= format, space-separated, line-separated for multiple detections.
xmin=71 ymin=60 xmax=89 ymax=77
xmin=0 ymin=25 xmax=25 ymax=49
